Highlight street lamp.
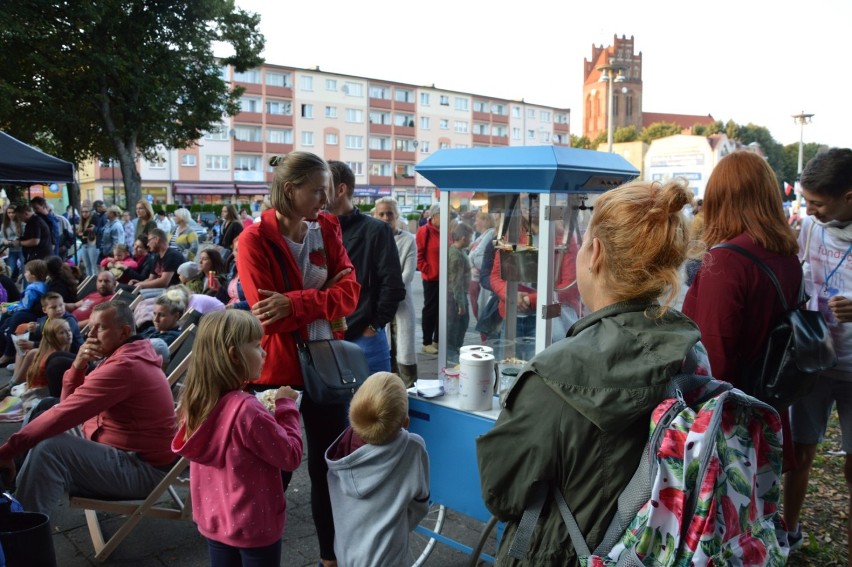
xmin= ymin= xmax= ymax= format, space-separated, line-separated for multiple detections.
xmin=792 ymin=111 xmax=814 ymax=181
xmin=598 ymin=63 xmax=627 ymax=153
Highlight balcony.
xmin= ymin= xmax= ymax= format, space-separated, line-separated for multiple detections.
xmin=265 ymin=85 xmax=293 ymax=98
xmin=473 ymin=111 xmax=490 ymax=122
xmin=235 ymin=82 xmax=262 ymax=95
xmin=393 ymin=100 xmax=415 ymax=112
xmin=553 ymin=122 xmax=570 ymax=133
xmin=266 ymin=114 xmax=294 ymax=126
xmin=234 ymin=140 xmax=263 ymax=153
xmin=370 ymin=175 xmax=393 ymax=186
xmin=393 ymin=124 xmax=415 ymax=137
xmin=472 ymin=133 xmax=491 ymax=145
xmin=491 ymin=113 xmax=509 ymax=125
xmin=266 ymin=142 xmax=294 ymax=155
xmin=395 ymin=150 xmax=416 ymax=161
xmin=369 ymin=123 xmax=392 ymax=135
xmin=369 ymin=97 xmax=392 ymax=110
xmin=394 ymin=175 xmax=415 ymax=187
xmin=234 ymin=170 xmax=264 ymax=182
xmin=369 ymin=149 xmax=392 ymax=160
xmin=235 ymin=111 xmax=263 ymax=124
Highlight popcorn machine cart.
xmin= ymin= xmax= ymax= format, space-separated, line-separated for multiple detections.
xmin=405 ymin=146 xmax=638 ymax=565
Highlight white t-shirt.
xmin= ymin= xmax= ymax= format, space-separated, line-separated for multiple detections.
xmin=285 ymin=220 xmax=332 ymax=341
xmin=799 ymin=215 xmax=852 ymax=372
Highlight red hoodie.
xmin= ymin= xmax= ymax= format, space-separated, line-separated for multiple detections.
xmin=416 ymin=222 xmax=440 ymax=281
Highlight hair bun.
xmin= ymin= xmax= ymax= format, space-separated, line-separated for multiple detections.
xmin=657 ymin=178 xmax=693 ymax=216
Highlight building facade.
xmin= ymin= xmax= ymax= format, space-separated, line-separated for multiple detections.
xmin=583 ymin=34 xmax=644 ymax=141
xmin=80 ymin=64 xmax=571 ymax=209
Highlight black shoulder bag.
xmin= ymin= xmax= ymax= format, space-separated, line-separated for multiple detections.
xmin=715 ymin=243 xmax=836 ymax=410
xmin=270 ymin=244 xmax=369 ymax=405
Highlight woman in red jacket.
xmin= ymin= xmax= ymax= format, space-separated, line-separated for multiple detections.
xmin=237 ymin=152 xmax=359 ymax=567
xmin=682 ymin=150 xmax=801 ymax=470
xmin=415 ymin=203 xmax=441 ymax=353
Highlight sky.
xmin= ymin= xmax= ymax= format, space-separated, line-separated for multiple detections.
xmin=232 ymin=0 xmax=849 ymax=150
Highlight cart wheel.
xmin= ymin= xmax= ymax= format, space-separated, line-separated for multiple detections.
xmin=408 ymin=503 xmax=446 ymax=566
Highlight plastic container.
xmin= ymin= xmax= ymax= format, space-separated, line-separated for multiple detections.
xmin=459 ymin=352 xmax=495 ymax=411
xmin=460 ymin=345 xmax=494 ymax=357
xmin=441 ymin=367 xmax=460 ymax=396
xmin=499 ymin=366 xmax=521 ymax=399
xmin=0 ymin=511 xmax=57 ymax=567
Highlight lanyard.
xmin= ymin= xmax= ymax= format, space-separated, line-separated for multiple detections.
xmin=821 ymin=227 xmax=852 ymax=292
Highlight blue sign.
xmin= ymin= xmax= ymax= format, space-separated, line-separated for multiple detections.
xmin=146 ymin=194 xmax=153 ymax=203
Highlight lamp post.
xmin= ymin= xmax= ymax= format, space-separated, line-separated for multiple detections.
xmin=598 ymin=63 xmax=627 ymax=153
xmin=792 ymin=111 xmax=814 ymax=180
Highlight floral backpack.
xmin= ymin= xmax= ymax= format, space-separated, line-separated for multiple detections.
xmin=509 ymin=354 xmax=789 ymax=566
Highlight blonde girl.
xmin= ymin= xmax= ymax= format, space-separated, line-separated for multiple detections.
xmin=172 ymin=310 xmax=302 ymax=567
xmin=15 ymin=318 xmax=72 ymax=412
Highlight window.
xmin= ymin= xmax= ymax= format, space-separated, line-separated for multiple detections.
xmin=455 ymin=143 xmax=468 ymax=149
xmin=626 ymin=96 xmax=633 ymax=118
xmin=439 ymin=95 xmax=449 ymax=106
xmin=512 ymin=127 xmax=521 ymax=140
xmin=301 ymin=104 xmax=314 ymax=118
xmin=420 ymin=116 xmax=430 ymax=130
xmin=540 ymin=110 xmax=551 ymax=123
xmin=540 ymin=131 xmax=551 ymax=142
xmin=420 ymin=92 xmax=430 ymax=106
xmin=394 ymin=89 xmax=413 ymax=103
xmin=369 ymin=86 xmax=390 ymax=99
xmin=473 ymin=123 xmax=489 ymax=135
xmin=439 ymin=141 xmax=450 ymax=149
xmin=454 ymin=121 xmax=469 ymax=134
xmin=219 ymin=65 xmax=229 ymax=83
xmin=455 ymin=97 xmax=469 ymax=111
xmin=265 ymin=71 xmax=291 ymax=88
xmin=345 ymin=108 xmax=364 ymax=123
xmin=345 ymin=135 xmax=364 ymax=149
xmin=325 ymin=106 xmax=338 ymax=118
xmin=204 ymin=125 xmax=229 ymax=141
xmin=395 ymin=163 xmax=415 ymax=178
xmin=555 ymin=113 xmax=569 ymax=124
xmin=234 ymin=155 xmax=261 ymax=172
xmin=370 ymin=162 xmax=392 ymax=176
xmin=180 ymin=154 xmax=196 ymax=167
xmin=301 ymin=131 xmax=314 ymax=146
xmin=347 ymin=161 xmax=364 ymax=176
xmin=439 ymin=119 xmax=449 ymax=130
xmin=395 ymin=138 xmax=417 ymax=152
xmin=419 ymin=141 xmax=430 ymax=153
xmin=239 ymin=97 xmax=261 ymax=113
xmin=393 ymin=113 xmax=414 ymax=127
xmin=492 ymin=125 xmax=507 ymax=137
xmin=325 ymin=133 xmax=339 ymax=145
xmin=527 ymin=109 xmax=535 ymax=119
xmin=149 ymin=154 xmax=166 ymax=169
xmin=301 ymin=76 xmax=313 ymax=91
xmin=233 ymin=125 xmax=261 ymax=142
xmin=343 ymin=82 xmax=363 ymax=97
xmin=512 ymin=106 xmax=521 ymax=118
xmin=369 ymin=110 xmax=391 ymax=125
xmin=492 ymin=103 xmax=507 ymax=116
xmin=527 ymin=130 xmax=535 ymax=140
xmin=473 ymin=100 xmax=489 ymax=112
xmin=266 ymin=128 xmax=293 ymax=144
xmin=205 ymin=155 xmax=229 ymax=170
xmin=265 ymin=100 xmax=292 ymax=115
xmin=325 ymin=78 xmax=337 ymax=91
xmin=233 ymin=68 xmax=261 ymax=83
xmin=369 ymin=137 xmax=391 ymax=150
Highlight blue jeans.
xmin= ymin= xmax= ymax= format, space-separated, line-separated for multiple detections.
xmin=206 ymin=537 xmax=281 ymax=567
xmin=350 ymin=327 xmax=391 ymax=373
xmin=81 ymin=243 xmax=100 ymax=277
xmin=5 ymin=250 xmax=23 ymax=280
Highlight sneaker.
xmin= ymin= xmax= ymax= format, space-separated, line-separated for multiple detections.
xmin=421 ymin=344 xmax=438 ymax=354
xmin=6 ymin=364 xmax=14 ymax=373
xmin=788 ymin=525 xmax=804 ymax=550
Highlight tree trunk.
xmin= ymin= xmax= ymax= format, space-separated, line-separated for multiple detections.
xmin=118 ymin=150 xmax=142 ymax=212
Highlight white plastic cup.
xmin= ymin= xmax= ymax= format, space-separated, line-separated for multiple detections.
xmin=441 ymin=367 xmax=460 ymax=396
xmin=459 ymin=352 xmax=495 ymax=411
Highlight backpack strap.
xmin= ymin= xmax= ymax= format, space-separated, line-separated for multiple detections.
xmin=713 ymin=242 xmax=793 ymax=310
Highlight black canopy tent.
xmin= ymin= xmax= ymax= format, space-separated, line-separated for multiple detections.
xmin=0 ymin=131 xmax=75 ymax=185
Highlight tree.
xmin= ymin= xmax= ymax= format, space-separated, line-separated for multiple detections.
xmin=613 ymin=125 xmax=639 ymax=143
xmin=570 ymin=135 xmax=592 ymax=149
xmin=640 ymin=122 xmax=683 ymax=144
xmin=0 ymin=0 xmax=264 ymax=213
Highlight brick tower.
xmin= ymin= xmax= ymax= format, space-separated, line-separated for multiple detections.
xmin=582 ymin=35 xmax=643 ymax=141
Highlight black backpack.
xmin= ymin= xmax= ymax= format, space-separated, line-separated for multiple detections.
xmin=715 ymin=243 xmax=837 ymax=410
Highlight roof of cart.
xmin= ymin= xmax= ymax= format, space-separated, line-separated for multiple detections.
xmin=415 ymin=145 xmax=639 ymax=194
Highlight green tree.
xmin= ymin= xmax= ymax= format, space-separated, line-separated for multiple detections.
xmin=590 ymin=132 xmax=608 ymax=150
xmin=0 ymin=0 xmax=264 ymax=213
xmin=640 ymin=122 xmax=683 ymax=144
xmin=613 ymin=125 xmax=639 ymax=143
xmin=570 ymin=134 xmax=591 ymax=149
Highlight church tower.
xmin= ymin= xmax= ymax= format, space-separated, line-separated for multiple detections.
xmin=582 ymin=35 xmax=643 ymax=141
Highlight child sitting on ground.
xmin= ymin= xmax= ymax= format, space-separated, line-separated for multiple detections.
xmin=172 ymin=310 xmax=303 ymax=566
xmin=325 ymin=372 xmax=430 ymax=566
xmin=100 ymin=243 xmax=138 ymax=283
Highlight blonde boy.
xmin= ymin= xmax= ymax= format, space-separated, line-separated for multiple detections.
xmin=325 ymin=372 xmax=430 ymax=567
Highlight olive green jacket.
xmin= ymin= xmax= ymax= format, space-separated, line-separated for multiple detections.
xmin=477 ymin=301 xmax=701 ymax=566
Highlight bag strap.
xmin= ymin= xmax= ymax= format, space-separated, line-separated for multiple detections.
xmin=269 ymin=243 xmax=308 ymax=350
xmin=713 ymin=242 xmax=793 ymax=310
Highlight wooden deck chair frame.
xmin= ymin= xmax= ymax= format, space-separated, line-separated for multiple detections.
xmin=167 ymin=350 xmax=192 ymax=396
xmin=76 ymin=275 xmax=95 ymax=298
xmin=168 ymin=323 xmax=196 ymax=358
xmin=70 ymin=456 xmax=192 ymax=562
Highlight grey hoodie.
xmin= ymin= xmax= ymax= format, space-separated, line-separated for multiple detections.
xmin=325 ymin=428 xmax=430 ymax=567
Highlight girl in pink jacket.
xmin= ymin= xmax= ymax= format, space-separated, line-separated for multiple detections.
xmin=172 ymin=310 xmax=303 ymax=566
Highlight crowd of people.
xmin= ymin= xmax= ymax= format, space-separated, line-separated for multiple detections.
xmin=0 ymin=146 xmax=846 ymax=567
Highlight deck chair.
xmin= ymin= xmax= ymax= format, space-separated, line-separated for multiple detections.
xmin=166 ymin=325 xmax=196 ymax=377
xmin=76 ymin=275 xmax=96 ymax=299
xmin=70 ymin=456 xmax=192 ymax=562
xmin=167 ymin=350 xmax=192 ymax=400
xmin=167 ymin=323 xmax=196 ymax=359
xmin=176 ymin=307 xmax=202 ymax=330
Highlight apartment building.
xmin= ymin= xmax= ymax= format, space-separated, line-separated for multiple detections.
xmin=80 ymin=64 xmax=571 ymax=208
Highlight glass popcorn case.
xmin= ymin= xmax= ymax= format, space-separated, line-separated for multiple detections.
xmin=415 ymin=145 xmax=639 ymax=370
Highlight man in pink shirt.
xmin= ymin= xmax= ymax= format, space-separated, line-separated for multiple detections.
xmin=0 ymin=301 xmax=176 ymax=516
xmin=66 ymin=271 xmax=117 ymax=326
